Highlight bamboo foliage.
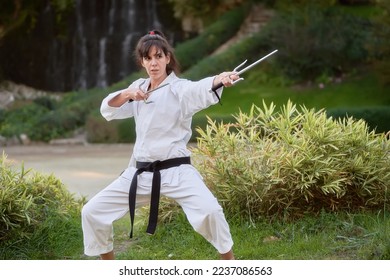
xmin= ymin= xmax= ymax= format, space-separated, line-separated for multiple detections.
xmin=192 ymin=101 xmax=390 ymax=220
xmin=0 ymin=153 xmax=84 ymax=243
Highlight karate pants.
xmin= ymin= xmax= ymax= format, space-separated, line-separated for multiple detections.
xmin=81 ymin=164 xmax=234 ymax=256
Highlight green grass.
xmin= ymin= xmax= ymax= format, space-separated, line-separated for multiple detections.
xmin=200 ymin=71 xmax=390 ymax=118
xmin=76 ymin=210 xmax=390 ymax=260
xmin=4 ymin=209 xmax=388 ymax=260
xmin=0 ymin=215 xmax=84 ymax=260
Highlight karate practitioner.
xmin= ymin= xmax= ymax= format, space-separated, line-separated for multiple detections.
xmin=82 ymin=30 xmax=240 ymax=260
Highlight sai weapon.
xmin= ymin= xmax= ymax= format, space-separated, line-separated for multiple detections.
xmin=210 ymin=49 xmax=278 ymax=103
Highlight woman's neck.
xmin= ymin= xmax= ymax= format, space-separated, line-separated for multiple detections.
xmin=149 ymin=74 xmax=168 ymax=90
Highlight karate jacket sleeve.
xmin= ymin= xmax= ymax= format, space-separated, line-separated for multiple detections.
xmin=171 ymin=76 xmax=223 ymax=118
xmin=100 ymin=80 xmax=145 ymax=121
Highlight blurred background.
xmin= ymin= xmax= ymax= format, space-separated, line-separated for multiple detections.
xmin=0 ymin=0 xmax=389 ymax=145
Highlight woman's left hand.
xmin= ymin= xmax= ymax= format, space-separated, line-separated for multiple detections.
xmin=214 ymin=72 xmax=240 ymax=88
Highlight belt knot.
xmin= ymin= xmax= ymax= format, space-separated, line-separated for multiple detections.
xmin=149 ymin=160 xmax=161 ymax=171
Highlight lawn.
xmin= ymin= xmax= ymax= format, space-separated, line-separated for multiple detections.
xmin=200 ymin=71 xmax=390 ymax=118
xmin=80 ymin=210 xmax=390 ymax=260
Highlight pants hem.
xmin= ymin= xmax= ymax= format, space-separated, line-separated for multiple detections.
xmin=84 ymin=244 xmax=114 ymax=257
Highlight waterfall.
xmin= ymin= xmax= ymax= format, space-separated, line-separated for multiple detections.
xmin=67 ymin=0 xmax=162 ymax=90
xmin=97 ymin=37 xmax=108 ymax=88
xmin=3 ymin=0 xmax=163 ymax=92
xmin=120 ymin=0 xmax=137 ymax=79
xmin=74 ymin=0 xmax=88 ymax=89
xmin=121 ymin=34 xmax=134 ymax=79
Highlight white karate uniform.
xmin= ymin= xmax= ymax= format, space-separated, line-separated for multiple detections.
xmin=81 ymin=72 xmax=233 ymax=256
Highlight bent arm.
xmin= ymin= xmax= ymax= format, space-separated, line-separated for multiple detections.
xmin=107 ymin=86 xmax=147 ymax=107
xmin=100 ymin=79 xmax=148 ymax=121
xmin=100 ymin=90 xmax=135 ymax=121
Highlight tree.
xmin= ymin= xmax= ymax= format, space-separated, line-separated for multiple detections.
xmin=370 ymin=0 xmax=390 ymax=85
xmin=0 ymin=0 xmax=74 ymax=45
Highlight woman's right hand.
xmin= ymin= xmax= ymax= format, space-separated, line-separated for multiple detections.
xmin=122 ymin=87 xmax=147 ymax=102
xmin=108 ymin=87 xmax=146 ymax=107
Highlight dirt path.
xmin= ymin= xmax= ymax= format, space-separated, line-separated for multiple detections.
xmin=2 ymin=144 xmax=134 ymax=199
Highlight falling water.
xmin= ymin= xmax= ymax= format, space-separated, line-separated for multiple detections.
xmin=97 ymin=38 xmax=108 ymax=88
xmin=27 ymin=0 xmax=162 ymax=91
xmin=74 ymin=0 xmax=88 ymax=89
xmin=120 ymin=0 xmax=137 ymax=79
xmin=68 ymin=0 xmax=162 ymax=90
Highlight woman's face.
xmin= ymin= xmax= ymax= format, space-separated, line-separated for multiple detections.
xmin=141 ymin=46 xmax=170 ymax=82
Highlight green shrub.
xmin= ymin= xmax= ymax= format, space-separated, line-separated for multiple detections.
xmin=0 ymin=154 xmax=84 ymax=259
xmin=86 ymin=112 xmax=118 ymax=143
xmin=86 ymin=111 xmax=136 ymax=143
xmin=117 ymin=119 xmax=136 ymax=143
xmin=0 ymin=102 xmax=49 ymax=139
xmin=327 ymin=106 xmax=390 ymax=134
xmin=369 ymin=0 xmax=390 ymax=86
xmin=259 ymin=5 xmax=373 ymax=81
xmin=27 ymin=100 xmax=88 ymax=141
xmin=192 ymin=101 xmax=390 ymax=221
xmin=191 ymin=114 xmax=236 ymax=142
xmin=33 ymin=96 xmax=59 ymax=111
xmin=0 ymin=93 xmax=91 ymax=142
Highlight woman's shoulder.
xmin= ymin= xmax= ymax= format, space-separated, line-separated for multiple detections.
xmin=169 ymin=72 xmax=190 ymax=86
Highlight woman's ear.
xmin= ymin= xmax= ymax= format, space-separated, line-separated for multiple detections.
xmin=166 ymin=53 xmax=171 ymax=65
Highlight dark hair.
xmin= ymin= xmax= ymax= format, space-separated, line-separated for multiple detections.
xmin=134 ymin=30 xmax=180 ymax=74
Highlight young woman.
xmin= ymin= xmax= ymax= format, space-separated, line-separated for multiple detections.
xmin=81 ymin=30 xmax=239 ymax=260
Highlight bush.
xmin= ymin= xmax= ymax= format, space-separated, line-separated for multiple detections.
xmin=259 ymin=5 xmax=373 ymax=81
xmin=191 ymin=101 xmax=390 ymax=221
xmin=0 ymin=94 xmax=91 ymax=142
xmin=0 ymin=154 xmax=84 ymax=259
xmin=86 ymin=111 xmax=136 ymax=143
xmin=117 ymin=118 xmax=136 ymax=143
xmin=369 ymin=0 xmax=390 ymax=86
xmin=0 ymin=102 xmax=49 ymax=140
xmin=33 ymin=96 xmax=59 ymax=111
xmin=191 ymin=114 xmax=236 ymax=142
xmin=86 ymin=112 xmax=118 ymax=143
xmin=30 ymin=106 xmax=86 ymax=141
xmin=327 ymin=106 xmax=390 ymax=134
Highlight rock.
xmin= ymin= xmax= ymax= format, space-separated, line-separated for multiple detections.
xmin=0 ymin=91 xmax=15 ymax=109
xmin=49 ymin=138 xmax=87 ymax=145
xmin=19 ymin=134 xmax=31 ymax=145
xmin=0 ymin=135 xmax=7 ymax=146
xmin=49 ymin=130 xmax=87 ymax=145
xmin=0 ymin=80 xmax=61 ymax=109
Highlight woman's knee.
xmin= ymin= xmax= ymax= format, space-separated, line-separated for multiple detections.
xmin=81 ymin=199 xmax=96 ymax=221
xmin=190 ymin=207 xmax=225 ymax=232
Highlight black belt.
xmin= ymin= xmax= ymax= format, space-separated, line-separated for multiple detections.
xmin=129 ymin=156 xmax=191 ymax=238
